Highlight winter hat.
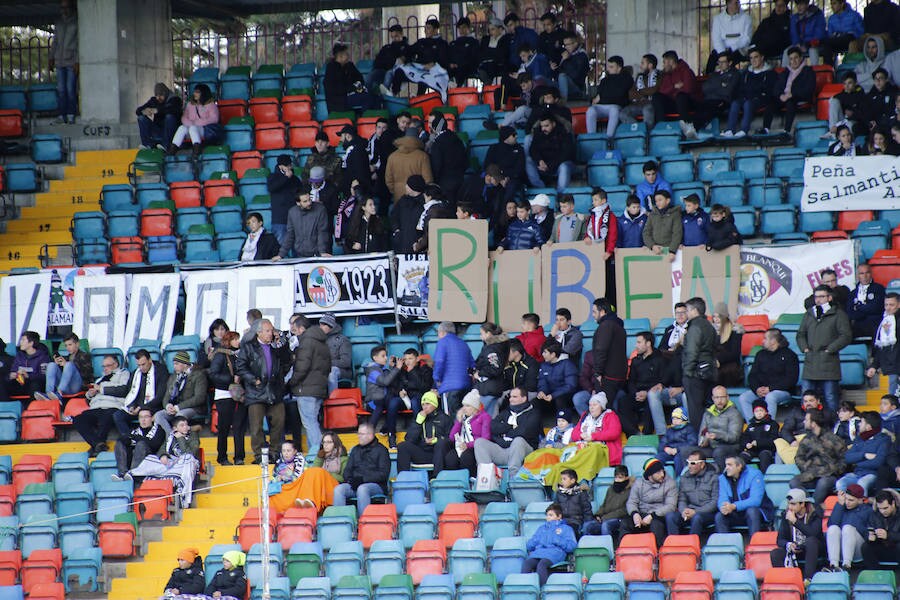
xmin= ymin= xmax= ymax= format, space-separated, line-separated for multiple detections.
xmin=588 ymin=391 xmax=608 ymax=410
xmin=276 ymin=154 xmax=293 ymax=167
xmin=643 ymin=458 xmax=665 ymax=479
xmin=173 ymin=351 xmax=192 ymax=365
xmin=752 ymin=398 xmax=769 ymax=412
xmin=531 ymin=193 xmax=551 ymax=208
xmin=462 ymin=389 xmax=482 ymax=410
xmin=309 ymin=166 xmax=326 ymax=182
xmin=499 ymin=125 xmax=516 ymax=141
xmin=154 ymin=82 xmax=170 ymax=97
xmin=337 ymin=124 xmax=356 ymax=137
xmin=713 ymin=302 xmax=730 ymax=320
xmin=845 ymin=484 xmax=866 ymax=499
xmin=421 ymin=391 xmax=440 ymax=409
xmin=556 ymin=408 xmax=578 ymax=424
xmin=222 ymin=550 xmax=246 ymax=568
xmin=671 ymin=407 xmax=687 ymax=422
xmin=485 ymin=164 xmax=504 ymax=181
xmin=319 ymin=313 xmax=338 ymax=329
xmin=406 ymin=174 xmax=427 ymax=194
xmin=178 ymin=547 xmax=199 ymax=563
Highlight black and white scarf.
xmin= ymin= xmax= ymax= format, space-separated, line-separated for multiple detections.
xmin=587 ymin=205 xmax=611 ymax=241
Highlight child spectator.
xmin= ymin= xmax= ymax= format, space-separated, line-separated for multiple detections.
xmin=655 ymin=408 xmax=697 ymax=474
xmin=583 ymin=465 xmax=632 ymax=537
xmin=617 ymin=195 xmax=648 ymax=249
xmin=739 ymin=399 xmax=781 ymax=473
xmin=833 ymin=400 xmax=861 ymax=445
xmin=365 ymin=346 xmax=402 ymax=448
xmin=162 ymin=547 xmax=205 ymax=597
xmin=204 ymin=551 xmax=247 ymax=600
xmin=542 ymin=409 xmax=579 ymax=448
xmin=537 ymin=339 xmax=579 ymax=412
xmin=530 ymin=193 xmax=555 ymax=242
xmin=551 ymin=194 xmax=586 ymax=243
xmin=517 ymin=313 xmax=547 ymax=362
xmin=554 ymin=468 xmax=594 ymax=533
xmin=522 ymin=503 xmax=577 ymax=585
xmin=635 ymin=160 xmax=673 ymax=213
xmin=706 ymin=204 xmax=742 ymax=251
xmin=681 ymin=194 xmax=709 ymax=247
xmin=498 ymin=200 xmax=546 ymax=251
xmin=880 ymin=394 xmax=900 ymax=439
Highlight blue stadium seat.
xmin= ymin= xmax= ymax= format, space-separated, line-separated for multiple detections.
xmin=28 ymin=84 xmax=58 ymax=113
xmin=760 ymin=205 xmax=796 ymax=235
xmin=807 ymin=570 xmax=850 ymax=600
xmin=0 ymin=86 xmax=25 ymax=111
xmin=468 ymin=138 xmax=494 ymax=168
xmin=543 ymin=573 xmax=583 ymax=600
xmin=501 ymin=572 xmax=540 ymax=600
xmin=701 ymin=533 xmax=744 ymax=580
xmin=189 ymin=67 xmax=220 ymax=96
xmin=733 ymin=150 xmax=769 ymax=180
xmin=366 ymin=539 xmax=404 ymax=586
xmin=391 ymin=471 xmax=428 ymax=515
xmin=648 ymin=128 xmax=681 ymax=156
xmin=71 ymin=212 xmax=106 ymax=241
xmin=239 ymin=175 xmax=269 ymax=200
xmin=0 ymin=585 xmax=23 ymax=600
xmin=146 ymin=235 xmax=179 ymax=264
xmin=709 ymin=180 xmax=745 ymax=207
xmin=176 ymin=207 xmax=209 ymax=236
xmin=292 ymin=576 xmax=330 ymax=600
xmin=852 ymin=230 xmax=888 ymax=261
xmin=225 ymin=119 xmax=255 ymax=153
xmin=220 ymin=66 xmax=252 ymax=100
xmin=5 ymin=163 xmax=38 ymax=192
xmin=624 ymin=156 xmax=656 ymax=187
xmin=613 ymin=122 xmax=647 ymax=158
xmin=840 ymin=344 xmax=868 ymax=386
xmin=106 ymin=211 xmax=139 ymax=238
xmin=585 ymin=572 xmax=626 ymax=600
xmin=199 ymin=146 xmax=232 ymax=181
xmin=325 ymin=540 xmax=364 ymax=587
xmin=764 ymin=464 xmax=799 ymax=504
xmin=508 ymin=479 xmax=547 ymax=509
xmin=252 ymin=65 xmax=284 ymax=95
xmin=398 ymin=504 xmax=436 ymax=549
xmin=479 ymin=503 xmax=518 ymax=548
xmin=747 ymin=178 xmax=784 ymax=207
xmin=63 ymin=546 xmax=102 ymax=592
xmin=94 ymin=480 xmax=133 ymax=522
xmin=697 ymin=151 xmax=731 ymax=183
xmin=247 ymin=542 xmax=284 ymax=588
xmin=449 ymin=538 xmax=487 ymax=584
xmin=135 ymin=182 xmax=169 ymax=209
xmin=75 ymin=239 xmax=109 ymax=266
xmin=627 ymin=582 xmax=667 ymax=600
xmin=101 ymin=184 xmax=136 ymax=213
xmin=211 ymin=203 xmax=245 ymax=234
xmin=798 ymin=211 xmax=834 ymax=233
xmin=60 ymin=522 xmax=96 ymax=558
xmin=520 ymin=502 xmax=551 ymax=539
xmin=0 ymin=404 xmax=20 ymax=442
xmin=51 ymin=454 xmax=88 ymax=488
xmin=31 ymin=134 xmax=64 ymax=163
xmin=19 ymin=514 xmax=57 ymax=558
xmin=216 ymin=232 xmax=247 ymax=262
xmin=794 ymin=120 xmax=828 ymax=150
xmin=430 ymin=470 xmax=470 ymax=514
xmin=672 ymin=181 xmax=706 ymax=206
xmin=15 ymin=484 xmax=54 ymax=522
xmin=605 ymin=185 xmax=632 ymax=215
xmin=587 ymin=159 xmax=621 ymax=187
xmin=659 ymin=154 xmax=694 ymax=183
xmin=716 ymin=570 xmax=758 ymax=600
xmin=576 ymin=133 xmax=609 ymax=162
xmin=317 ymin=506 xmax=357 ymax=551
xmin=567 ymin=187 xmax=593 ymax=214
xmin=771 ymin=148 xmax=806 ymax=179
xmin=418 ymin=574 xmax=456 ymax=600
xmin=731 ymin=206 xmax=756 ymax=237
xmin=773 ymin=232 xmax=809 ymax=244
xmin=164 ymin=155 xmax=195 ymax=184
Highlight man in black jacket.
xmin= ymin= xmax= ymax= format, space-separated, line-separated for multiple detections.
xmin=236 ymin=320 xmax=290 ymax=464
xmin=682 ymin=297 xmax=718 ymax=430
xmin=761 ymin=46 xmax=815 ymax=134
xmin=397 ymin=391 xmax=452 ymax=472
xmin=338 ymin=125 xmax=371 ymax=198
xmin=474 ymin=386 xmax=542 ymax=478
xmin=114 ymin=408 xmax=165 ymax=478
xmin=847 ymin=263 xmax=886 ymax=339
xmin=622 ymin=332 xmax=666 ymax=436
xmin=868 ymin=293 xmax=900 ymax=397
xmin=504 ymin=339 xmax=539 ymax=398
xmin=448 ymin=18 xmax=480 ymax=86
xmin=110 ymin=349 xmax=169 ymax=437
xmin=737 ymin=328 xmax=799 ymax=422
xmin=526 ymin=112 xmax=575 ymax=194
xmin=553 ymin=35 xmax=590 ymax=101
xmin=751 ymin=0 xmax=791 ymax=60
xmin=591 ymin=299 xmax=628 ymax=414
xmin=266 ymin=154 xmax=301 ymax=244
xmin=586 ymin=55 xmax=633 ymax=137
xmin=391 ymin=175 xmax=425 ymax=253
xmin=862 ymin=489 xmax=900 ymax=569
xmin=538 ymin=12 xmax=571 ymax=64
xmin=485 ymin=126 xmax=526 ymax=185
xmin=770 ymin=489 xmax=824 ymax=582
xmin=368 ymin=24 xmax=408 ymax=94
xmin=691 ymin=53 xmax=739 ymax=131
xmin=427 ymin=111 xmax=467 ymax=201
xmin=136 ymin=82 xmax=182 ymax=150
xmin=333 ymin=423 xmax=391 ymax=513
xmin=396 ymin=348 xmax=434 ymax=414
xmin=723 ymin=48 xmax=777 ymax=138
xmin=288 ymin=315 xmax=331 ymax=453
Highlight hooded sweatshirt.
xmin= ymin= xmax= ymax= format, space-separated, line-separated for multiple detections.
xmin=855 ymin=35 xmax=886 ymax=93
xmin=711 ymin=8 xmax=752 ymax=53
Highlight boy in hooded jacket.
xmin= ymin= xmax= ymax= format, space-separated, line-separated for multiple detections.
xmin=163 ymin=547 xmax=205 ymax=597
xmin=554 ymin=468 xmax=594 ymax=534
xmin=522 ymin=503 xmax=577 ymax=585
xmin=739 ymin=399 xmax=781 ymax=473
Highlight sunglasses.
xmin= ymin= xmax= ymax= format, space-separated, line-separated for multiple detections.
xmin=686 ymin=460 xmax=704 ymax=466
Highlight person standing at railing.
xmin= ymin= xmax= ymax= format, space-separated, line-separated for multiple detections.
xmin=50 ymin=0 xmax=78 ymax=125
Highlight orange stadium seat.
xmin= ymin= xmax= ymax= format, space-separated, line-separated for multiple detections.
xmin=140 ymin=208 xmax=174 ymax=237
xmin=289 ymin=121 xmax=319 ymax=148
xmin=0 ymin=549 xmax=21 ymax=586
xmin=438 ymin=503 xmax=478 ymax=548
xmin=410 ymin=92 xmax=442 ymax=119
xmin=98 ymin=518 xmax=136 ymax=557
xmin=218 ymin=98 xmax=249 ymax=124
xmin=231 ymin=150 xmax=263 ymax=178
xmin=616 ymin=532 xmax=657 ymax=582
xmin=358 ymin=504 xmax=398 ymax=549
xmin=249 ymin=97 xmax=280 ymax=124
xmin=26 ymin=582 xmax=65 ymax=600
xmin=448 ymin=87 xmax=480 ymax=113
xmin=672 ymin=570 xmax=715 ymax=600
xmin=277 ymin=506 xmax=318 ymax=549
xmin=110 ymin=236 xmax=144 ymax=264
xmin=761 ymin=567 xmax=804 ymax=600
xmin=407 ymin=539 xmax=446 ymax=585
xmin=0 ymin=485 xmax=15 ymax=516
xmin=133 ymin=479 xmax=173 ymax=521
xmin=745 ymin=531 xmax=779 ymax=580
xmin=837 ymin=210 xmax=874 ymax=232
xmin=20 ymin=400 xmax=60 ymax=442
xmin=21 ymin=548 xmax=61 ymax=594
xmin=322 ymin=118 xmax=353 ymax=146
xmin=323 ymin=388 xmax=364 ymax=430
xmin=170 ymin=181 xmax=203 ymax=209
xmin=282 ymin=95 xmax=313 ymax=122
xmin=659 ymin=534 xmax=700 ymax=581
xmin=816 ymin=83 xmax=842 ymax=121
xmin=255 ymin=121 xmax=287 ymax=150
xmin=203 ymin=178 xmax=236 ymax=207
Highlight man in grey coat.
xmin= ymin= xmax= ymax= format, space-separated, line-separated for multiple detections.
xmin=682 ymin=296 xmax=718 ymax=430
xmin=699 ymin=386 xmax=743 ymax=470
xmin=797 ymin=284 xmax=852 ymax=412
xmin=50 ymin=0 xmax=78 ymax=124
xmin=289 ymin=315 xmax=331 ymax=453
xmin=666 ymin=448 xmax=719 ymax=535
xmin=273 ymin=182 xmax=332 ymax=259
xmin=620 ymin=457 xmax=678 ymax=547
xmin=320 ymin=312 xmax=352 ymax=394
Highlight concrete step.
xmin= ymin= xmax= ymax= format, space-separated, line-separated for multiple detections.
xmin=48 ymin=176 xmax=129 ymax=191
xmin=5 ymin=215 xmax=72 ymax=233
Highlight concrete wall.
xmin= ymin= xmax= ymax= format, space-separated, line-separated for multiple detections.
xmin=606 ymin=0 xmax=699 ymax=74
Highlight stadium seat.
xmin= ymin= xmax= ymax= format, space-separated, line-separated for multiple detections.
xmin=449 ymin=537 xmax=487 ymax=584
xmin=293 ymin=576 xmax=330 ymax=600
xmin=101 ymin=184 xmax=136 ymax=213
xmin=211 ymin=200 xmax=245 ymax=234
xmin=627 ymin=582 xmax=667 ymax=600
xmin=794 ymin=120 xmax=827 ymax=150
xmin=282 ymin=95 xmax=312 ymax=122
xmin=574 ymin=535 xmax=614 ymax=579
xmin=501 ymin=572 xmax=540 ymax=600
xmin=710 ymin=178 xmax=745 ymax=207
xmin=746 ymin=531 xmax=779 ymax=580
xmin=407 ymin=539 xmax=446 ymax=585
xmin=489 ymin=536 xmax=527 ymax=584
xmin=624 ymin=156 xmax=656 ymax=186
xmin=649 ymin=124 xmax=682 ymax=156
xmin=247 ymin=542 xmax=284 ymax=589
xmin=317 ymin=505 xmax=357 ymax=551
xmin=837 ymin=210 xmax=875 ymax=232
xmin=0 ymin=110 xmax=24 ymax=138
xmin=94 ymin=479 xmax=133 ymax=523
xmin=438 ymin=503 xmax=478 ymax=548
xmin=458 ymin=572 xmax=498 ymax=600
xmin=0 ymin=549 xmax=20 ymax=587
xmin=97 ymin=513 xmax=136 ymax=557
xmin=660 ymin=154 xmax=695 ymax=183
xmin=807 ymin=570 xmax=850 ymax=600
xmin=146 ymin=235 xmax=178 ymax=263
xmin=733 ymin=150 xmax=769 ymax=180
xmin=365 ymin=539 xmax=404 ymax=586
xmin=748 ymin=178 xmax=784 ymax=207
xmin=140 ymin=207 xmax=174 ymax=237
xmin=285 ymin=541 xmax=322 ymax=586
xmin=543 ymin=573 xmax=583 ymax=600
xmin=28 ymin=84 xmax=58 ymax=113
xmin=54 ymin=482 xmax=92 ymax=525
xmin=479 ymin=502 xmax=518 ymax=548
xmin=614 ymin=122 xmax=647 ymax=157
xmin=616 ymin=533 xmax=657 ymax=582
xmin=577 ymin=133 xmax=610 ymax=163
xmin=760 ymin=205 xmax=796 ymax=235
xmin=238 ymin=507 xmax=279 ymax=551
xmin=659 ymin=535 xmax=700 ymax=581
xmin=585 ymin=572 xmax=626 ymax=600
xmin=31 ymin=134 xmax=64 ymax=163
xmin=520 ymin=501 xmax=552 ymax=539
xmin=5 ymin=162 xmax=37 ymax=192
xmin=61 ymin=546 xmax=101 ymax=592
xmin=760 ymin=567 xmax=804 ymax=600
xmin=799 ymin=211 xmax=834 ymax=233
xmin=672 ymin=181 xmax=706 ymax=206
xmin=671 ymin=571 xmax=714 ymax=600
xmin=249 ymin=95 xmax=281 ymax=123
xmin=771 ymin=149 xmax=806 ymax=179
xmin=105 ymin=210 xmax=139 ymax=238
xmin=697 ymin=151 xmax=731 ymax=183
xmin=587 ymin=158 xmax=621 ymax=187
xmin=255 ymin=121 xmax=287 ymax=150
xmin=218 ymin=98 xmax=248 ymax=124
xmin=276 ymin=506 xmax=317 ymax=550
xmin=398 ymin=503 xmax=436 ymax=549
xmin=220 ymin=66 xmax=252 ymax=100
xmin=135 ymin=181 xmax=169 ymax=208
xmin=430 ymin=470 xmax=470 ymax=514
xmin=288 ymin=121 xmax=319 ymax=148
xmin=357 ymin=504 xmax=397 ymax=549
xmin=853 ymin=570 xmax=896 ymax=600
xmin=70 ymin=211 xmax=106 ymax=242
xmin=391 ymin=471 xmax=428 ymax=515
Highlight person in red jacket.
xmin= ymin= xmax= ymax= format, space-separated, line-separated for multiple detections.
xmin=584 ymin=186 xmax=618 ymax=304
xmin=517 ymin=313 xmax=548 ymax=362
xmin=652 ymin=50 xmax=702 ymax=139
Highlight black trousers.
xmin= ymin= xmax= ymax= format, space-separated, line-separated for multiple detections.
xmin=284 ymin=399 xmax=304 ymax=449
xmin=652 ymin=92 xmax=694 ymax=123
xmin=397 ymin=440 xmax=437 ymax=472
xmin=683 ymin=376 xmax=713 ymax=431
xmin=73 ymin=408 xmax=117 ymax=448
xmin=862 ymin=541 xmax=899 ymax=570
xmin=771 ymin=537 xmax=822 ymax=580
xmin=434 ymin=438 xmax=476 ymax=476
xmin=763 ymin=97 xmax=804 ymax=131
xmin=216 ymin=398 xmax=247 ymax=462
xmin=617 ymin=394 xmax=653 ymax=437
xmin=619 ymin=515 xmax=667 ymax=549
xmin=114 ymin=438 xmax=153 ymax=475
xmin=821 ymin=34 xmax=857 ymax=65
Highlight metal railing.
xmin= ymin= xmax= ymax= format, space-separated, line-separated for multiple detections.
xmin=0 ymin=33 xmax=53 ymax=86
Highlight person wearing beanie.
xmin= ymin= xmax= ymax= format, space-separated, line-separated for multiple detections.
xmin=205 ymin=550 xmax=247 ymax=599
xmin=266 ymin=154 xmax=301 ymax=244
xmin=163 ymin=547 xmax=205 ymax=597
xmin=397 ymin=389 xmax=453 ymax=472
xmin=385 ymin=120 xmax=433 ymax=202
xmin=540 ymin=408 xmax=579 ymax=448
xmin=715 ymin=454 xmax=773 ymax=537
xmin=433 ymin=389 xmax=491 ymax=476
xmin=825 ymin=483 xmax=871 ymax=571
xmin=390 ymin=174 xmax=427 ymax=254
xmin=484 ymin=123 xmax=527 ymax=187
xmin=770 ymin=488 xmax=824 ymax=583
xmin=666 ymin=448 xmax=719 ymax=536
xmin=136 ymin=81 xmax=183 ymax=150
xmin=303 ymin=131 xmax=343 ymax=191
xmin=836 ymin=410 xmax=891 ymax=496
xmin=621 ymin=457 xmax=677 ymax=547
xmin=273 ymin=182 xmax=332 ymax=260
xmin=154 ymin=350 xmax=208 ymax=435
xmin=655 ymin=407 xmax=698 ymax=474
xmin=739 ymin=398 xmax=781 ymax=473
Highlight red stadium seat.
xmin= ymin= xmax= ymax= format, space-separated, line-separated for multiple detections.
xmin=810 ymin=230 xmax=849 ymax=242
xmin=410 ymin=92 xmax=442 ymax=119
xmin=277 ymin=506 xmax=317 ymax=549
xmin=356 ymin=116 xmax=379 ymax=139
xmin=139 ymin=208 xmax=174 ymax=237
xmin=438 ymin=503 xmax=478 ymax=547
xmin=658 ymin=534 xmax=700 ymax=581
xmin=134 ymin=479 xmax=173 ymax=521
xmin=110 ymin=236 xmax=144 ymax=264
xmin=98 ymin=519 xmax=136 ymax=557
xmin=812 ymin=65 xmax=834 ymax=96
xmin=616 ymin=532 xmax=657 ymax=582
xmin=0 ymin=549 xmax=21 ymax=586
xmin=745 ymin=531 xmax=778 ymax=580
xmin=448 ymin=87 xmax=481 ymax=113
xmin=249 ymin=97 xmax=280 ymax=124
xmin=672 ymin=570 xmax=714 ymax=600
xmin=761 ymin=567 xmax=804 ymax=600
xmin=255 ymin=122 xmax=287 ymax=150
xmin=870 ymin=249 xmax=900 ymax=287
xmin=288 ymin=121 xmax=319 ymax=149
xmin=0 ymin=110 xmax=24 ymax=137
xmin=0 ymin=485 xmax=15 ymax=516
xmin=170 ymin=181 xmax=203 ymax=209
xmin=323 ymin=387 xmax=364 ymax=430
xmin=816 ymin=83 xmax=843 ymax=121
xmin=62 ymin=396 xmax=89 ymax=421
xmin=231 ymin=150 xmax=263 ymax=179
xmin=571 ymin=106 xmax=588 ymax=135
xmin=21 ymin=548 xmax=61 ymax=594
xmin=358 ymin=504 xmax=398 ymax=549
xmin=282 ymin=95 xmax=313 ymax=122
xmin=837 ymin=210 xmax=874 ymax=232
xmin=203 ymin=178 xmax=236 ymax=208
xmin=322 ymin=118 xmax=353 ymax=146
xmin=407 ymin=539 xmax=446 ymax=585
xmin=20 ymin=401 xmax=60 ymax=442
xmin=237 ymin=507 xmax=279 ymax=551
xmin=218 ymin=99 xmax=248 ymax=124
xmin=26 ymin=582 xmax=65 ymax=600
xmin=482 ymin=84 xmax=501 ymax=109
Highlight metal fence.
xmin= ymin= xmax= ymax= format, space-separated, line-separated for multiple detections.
xmin=0 ymin=33 xmax=52 ymax=86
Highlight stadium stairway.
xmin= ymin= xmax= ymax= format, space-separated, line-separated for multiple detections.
xmin=0 ymin=148 xmax=134 ymax=270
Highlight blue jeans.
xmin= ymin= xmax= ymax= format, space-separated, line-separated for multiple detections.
xmin=888 ymin=374 xmax=899 ymax=396
xmin=801 ymin=379 xmax=840 ymax=412
xmin=327 ymin=366 xmax=341 ymax=397
xmin=582 ymin=518 xmax=620 ymax=537
xmin=525 ymin=158 xmax=573 ymax=194
xmin=113 ymin=410 xmax=135 ymax=437
xmin=333 ymin=482 xmax=384 ymax=514
xmin=665 ymin=510 xmax=716 ymax=535
xmin=57 ymin=66 xmax=77 ymax=118
xmin=573 ymin=390 xmax=591 ymax=415
xmin=480 ymin=394 xmax=499 ymax=417
xmin=647 ymin=388 xmax=686 ymax=435
xmin=366 ymin=68 xmax=394 ymax=94
xmin=294 ymin=395 xmax=323 ymax=452
xmin=271 ymin=224 xmax=287 ymax=245
xmin=137 ymin=113 xmax=179 ymax=148
xmin=715 ymin=506 xmax=764 ymax=537
xmin=737 ymin=389 xmax=792 ymax=422
xmin=45 ymin=361 xmax=83 ymax=395
xmin=726 ymin=98 xmax=760 ymax=134
xmin=836 ymin=472 xmax=877 ymax=495
xmin=556 ymin=74 xmax=583 ymax=102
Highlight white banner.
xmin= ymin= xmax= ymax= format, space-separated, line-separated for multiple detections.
xmin=801 ymin=156 xmax=900 ymax=212
xmin=43 ymin=266 xmax=106 ymax=327
xmin=73 ymin=274 xmax=127 ymax=350
xmin=738 ymin=240 xmax=855 ymax=318
xmin=396 ymin=254 xmax=429 ymax=319
xmin=236 ymin=265 xmax=295 ymax=332
xmin=0 ymin=273 xmax=51 ymax=343
xmin=292 ymin=254 xmax=394 ymax=317
xmin=123 ymin=273 xmax=180 ymax=347
xmin=182 ymin=270 xmax=239 ymax=341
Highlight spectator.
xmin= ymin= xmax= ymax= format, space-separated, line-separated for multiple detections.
xmin=448 ymin=17 xmax=480 ymax=86
xmin=825 ymin=484 xmax=871 ymax=571
xmin=828 ymin=124 xmax=863 ymax=155
xmin=622 ymin=331 xmax=666 ymax=435
xmin=621 ymin=54 xmax=661 ymax=129
xmin=583 ymin=464 xmax=632 ymax=537
xmin=681 ymin=194 xmax=709 ymax=248
xmin=738 ymin=328 xmax=799 ymax=421
xmin=536 ymin=339 xmax=578 ymax=413
xmin=571 ymin=391 xmax=624 ymax=467
xmin=771 ymin=488 xmax=825 ymax=582
xmin=824 ymin=73 xmax=866 ymax=139
xmin=862 ymin=489 xmax=900 ymax=569
xmin=550 ymin=194 xmax=587 ymax=244
xmin=364 ymin=346 xmax=402 ymax=449
xmin=694 ymin=54 xmax=740 ymax=131
xmin=162 ymin=547 xmax=205 ymax=597
xmin=72 ymin=355 xmax=130 ymax=457
xmin=834 ymin=400 xmax=861 ymax=444
xmin=707 ymin=0 xmax=752 ymax=74
xmin=201 ymin=319 xmax=229 ymax=366
xmin=309 ymin=164 xmax=341 ymax=219
xmin=273 ymin=183 xmax=332 ymax=260
xmin=654 ymin=50 xmax=702 ymax=139
xmin=621 ymin=458 xmax=678 ymax=547
xmin=856 ymin=36 xmax=888 ymax=93
xmin=154 ymin=351 xmax=207 ymax=435
xmin=837 ymin=411 xmax=891 ymax=495
xmin=787 ymin=0 xmax=826 ymax=65
xmin=391 ymin=175 xmax=426 ymax=254
xmin=863 ymin=0 xmax=900 ymax=49
xmin=427 ymin=111 xmax=468 ymax=199
xmin=683 ymin=297 xmax=718 ymax=428
xmin=655 ymin=408 xmax=698 ymax=474
xmin=168 ymin=84 xmax=220 ymax=158
xmin=635 ymin=160 xmax=674 ymax=213
xmin=37 ymin=332 xmax=91 ymax=400
xmin=498 ymin=201 xmax=546 ymax=251
xmin=475 ymin=386 xmax=542 ymax=478
xmin=712 ymin=304 xmax=743 ymax=387
xmin=337 ymin=125 xmax=371 ymax=199
xmin=408 ymin=18 xmax=450 ymax=70
xmin=435 ymin=390 xmax=491 ymax=475
xmin=504 ymin=339 xmax=540 ymax=397
xmin=525 ymin=86 xmax=573 ymax=133
xmin=804 ymin=268 xmax=851 ymax=310
xmin=554 ymin=35 xmax=589 ymax=101
xmin=236 ymin=319 xmax=290 ymax=464
xmin=585 ymin=55 xmax=634 ymax=137
xmin=740 ymin=399 xmax=780 ymax=473
xmin=396 ymin=348 xmax=434 ymax=415
xmin=477 ymin=18 xmax=512 ymax=84
xmin=319 ymin=313 xmax=351 ymax=394
xmin=111 ymin=349 xmax=168 ymax=437
xmin=50 ymin=0 xmax=77 ymax=124
xmin=504 ymin=13 xmax=539 ymax=69
xmin=368 ymin=24 xmax=408 ymax=94
xmin=528 ymin=193 xmax=555 ymax=243
xmin=367 ymin=118 xmax=395 ymax=206
xmin=715 ymin=454 xmax=773 ymax=536
xmin=618 ymin=195 xmax=648 ymax=249
xmin=239 ymin=211 xmax=279 ymax=262
xmin=585 ymin=187 xmax=618 ymax=300
xmin=650 ymin=304 xmax=689 ymax=435
xmin=344 ymin=196 xmax=388 ymax=253
xmin=268 ymin=440 xmax=339 ymax=512
xmin=459 ymin=164 xmax=509 ymax=225
xmin=124 ymin=416 xmax=200 ymax=504
xmin=862 ymin=126 xmax=891 ymax=154
xmin=313 ymin=431 xmax=349 ymax=483
xmin=397 ymin=391 xmax=452 ymax=472
xmin=324 ymin=43 xmax=374 ymax=113
xmin=385 ymin=133 xmax=433 ymax=202
xmin=706 ymin=204 xmax=743 ymax=250
xmin=791 ymin=407 xmax=846 ymax=503
xmin=540 ymin=409 xmax=578 ymax=448
xmin=863 ymin=68 xmax=898 ymax=130
xmin=550 ymin=307 xmax=584 ymax=364
xmin=473 ymin=322 xmax=510 ymax=417
xmin=776 ymin=390 xmax=836 ymax=464
xmin=205 ymin=551 xmax=247 ymax=600
xmin=798 ymin=284 xmax=853 ymax=411
xmin=724 ymin=47 xmax=776 ymax=138
xmin=484 ymin=126 xmax=527 ymax=187
xmin=288 ymin=314 xmax=330 ymax=453
xmin=643 ymin=190 xmax=683 ymax=261
xmin=822 ymin=0 xmax=865 ymax=65
xmin=591 ymin=298 xmax=628 ymax=406
xmin=209 ymin=331 xmax=246 ymax=466
xmin=303 ymin=132 xmax=343 ymax=190
xmin=554 ymin=467 xmax=593 ymax=533
xmin=333 ymin=423 xmax=390 ymax=514
xmin=699 ymin=386 xmax=743 ymax=469
xmin=113 ymin=408 xmax=165 ymax=479
xmin=751 ymin=0 xmax=792 ymax=61
xmin=7 ymin=331 xmax=50 ymax=400
xmin=526 ymin=113 xmax=575 ymax=194
xmin=265 ymin=154 xmax=301 ymax=244
xmin=847 ymin=263 xmax=886 ymax=338
xmin=882 ymin=394 xmax=900 ymax=438
xmin=762 ymin=46 xmax=815 ymax=134
xmin=666 ymin=449 xmax=719 ymax=535
xmin=538 ymin=12 xmax=571 ymax=64
xmin=516 ymin=44 xmax=554 ymax=90
xmin=433 ymin=321 xmax=474 ymax=414
xmin=493 ymin=199 xmax=519 ymax=248
xmin=522 ymin=503 xmax=577 ymax=586
xmin=136 ymin=82 xmax=181 ymax=150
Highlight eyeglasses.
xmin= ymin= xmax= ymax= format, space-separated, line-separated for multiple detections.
xmin=686 ymin=460 xmax=704 ymax=466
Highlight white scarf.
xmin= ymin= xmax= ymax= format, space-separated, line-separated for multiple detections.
xmin=418 ymin=199 xmax=440 ymax=231
xmin=587 ymin=205 xmax=611 ymax=241
xmin=855 ymin=284 xmax=869 ymax=304
xmin=876 ymin=313 xmax=897 ymax=348
xmin=124 ymin=366 xmax=155 ymax=408
xmin=668 ymin=322 xmax=687 ymax=349
xmin=310 ymin=182 xmax=324 ymax=203
xmin=812 ymin=303 xmax=830 ymax=319
xmin=241 ymin=227 xmax=264 ymax=261
xmin=580 ymin=410 xmax=609 ymax=438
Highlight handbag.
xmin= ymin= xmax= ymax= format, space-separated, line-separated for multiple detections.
xmin=225 ymin=353 xmax=245 ymax=403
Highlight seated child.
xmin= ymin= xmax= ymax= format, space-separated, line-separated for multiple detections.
xmin=554 ymin=467 xmax=593 ymax=533
xmin=739 ymin=399 xmax=780 ymax=473
xmin=705 ymin=204 xmax=742 ymax=251
xmin=541 ymin=409 xmax=578 ymax=448
xmin=655 ymin=408 xmax=697 ymax=474
xmin=201 ymin=550 xmax=247 ymax=600
xmin=522 ymin=503 xmax=577 ymax=586
xmin=582 ymin=465 xmax=631 ymax=537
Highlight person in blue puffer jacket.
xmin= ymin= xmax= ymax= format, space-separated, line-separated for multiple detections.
xmin=617 ymin=195 xmax=648 ymax=249
xmin=836 ymin=411 xmax=892 ymax=495
xmin=681 ymin=194 xmax=709 ymax=247
xmin=498 ymin=200 xmax=546 ymax=250
xmin=522 ymin=503 xmax=577 ymax=585
xmin=432 ymin=321 xmax=475 ymax=414
xmin=536 ymin=339 xmax=578 ymax=412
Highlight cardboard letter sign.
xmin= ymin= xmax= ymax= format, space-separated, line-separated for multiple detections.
xmin=428 ymin=219 xmax=488 ymax=322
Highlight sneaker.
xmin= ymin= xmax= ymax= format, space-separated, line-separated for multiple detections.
xmin=46 ymin=391 xmax=61 ymax=402
xmin=67 ymin=115 xmax=76 ymax=124
xmin=110 ymin=473 xmax=124 ymax=481
xmin=379 ymin=84 xmax=394 ymax=97
xmin=123 ymin=472 xmax=132 ymax=480
xmin=217 ymin=459 xmax=233 ymax=466
xmin=840 ymin=564 xmax=851 ymax=571
xmin=678 ymin=120 xmax=689 ymax=135
xmin=234 ymin=459 xmax=244 ymax=465
xmin=32 ymin=392 xmax=51 ymax=402
xmin=733 ymin=130 xmax=747 ymax=138
xmin=295 ymin=498 xmax=316 ymax=509
xmin=721 ymin=130 xmax=734 ymax=138
xmin=156 ymin=144 xmax=167 ymax=152
xmin=755 ymin=127 xmax=769 ymax=135
xmin=139 ymin=144 xmax=151 ymax=150
xmin=388 ymin=433 xmax=397 ymax=449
